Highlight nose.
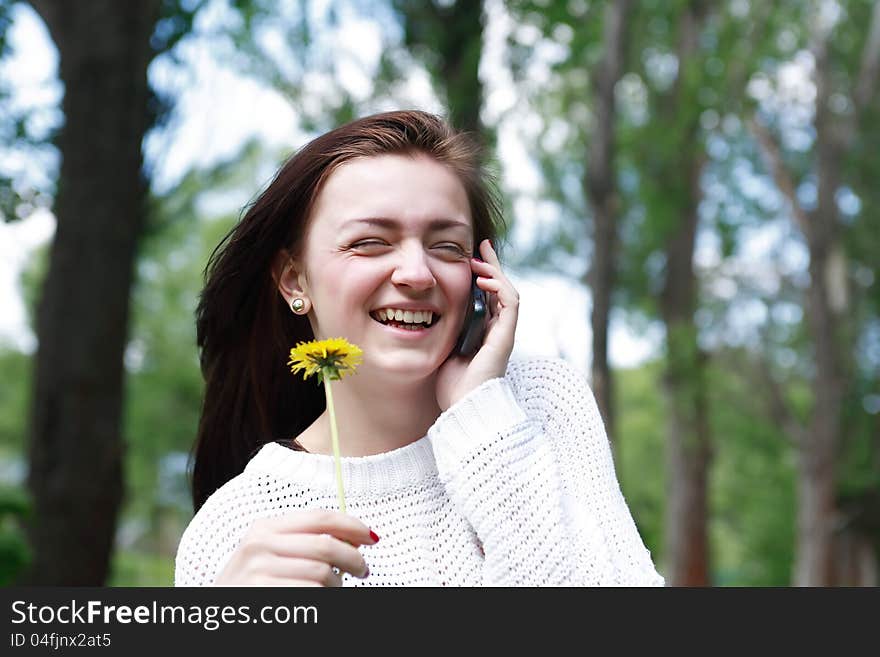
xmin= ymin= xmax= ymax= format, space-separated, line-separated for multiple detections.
xmin=390 ymin=243 xmax=437 ymax=291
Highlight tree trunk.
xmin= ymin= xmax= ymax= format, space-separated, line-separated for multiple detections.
xmin=793 ymin=442 xmax=836 ymax=586
xmin=659 ymin=1 xmax=712 ymax=586
xmin=585 ymin=0 xmax=631 ymax=457
xmin=792 ymin=244 xmax=843 ymax=585
xmin=436 ymin=0 xmax=485 ymax=137
xmin=830 ymin=487 xmax=880 ymax=586
xmin=791 ymin=38 xmax=848 ymax=587
xmin=21 ymin=0 xmax=158 ymax=585
xmin=393 ymin=0 xmax=488 ymax=139
xmin=750 ymin=105 xmax=849 ymax=585
xmin=660 ymin=174 xmax=711 ymax=587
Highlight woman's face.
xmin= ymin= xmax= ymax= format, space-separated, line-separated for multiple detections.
xmin=288 ymin=153 xmax=475 ymax=381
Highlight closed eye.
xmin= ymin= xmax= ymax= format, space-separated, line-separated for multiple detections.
xmin=434 ymin=243 xmax=469 ymax=256
xmin=350 ymin=240 xmax=389 ymax=249
xmin=350 ymin=240 xmax=468 ymax=257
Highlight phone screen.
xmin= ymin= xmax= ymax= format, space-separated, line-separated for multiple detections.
xmin=454 ymin=275 xmax=488 ymax=357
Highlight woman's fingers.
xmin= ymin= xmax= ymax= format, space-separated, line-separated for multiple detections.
xmin=469 ymin=240 xmax=519 ymax=345
xmin=256 ymin=509 xmax=378 ymax=547
xmin=479 ymin=238 xmax=501 ymax=265
xmin=261 ymin=532 xmax=370 ymax=579
xmin=259 ymin=557 xmax=345 ymax=587
xmin=471 ymin=241 xmax=519 ymax=306
xmin=214 ymin=510 xmax=378 ymax=586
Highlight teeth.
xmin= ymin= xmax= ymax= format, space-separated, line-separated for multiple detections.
xmin=372 ymin=308 xmax=438 ymax=325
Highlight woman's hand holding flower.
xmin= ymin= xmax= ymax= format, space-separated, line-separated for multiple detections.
xmin=214 ymin=510 xmax=376 ymax=586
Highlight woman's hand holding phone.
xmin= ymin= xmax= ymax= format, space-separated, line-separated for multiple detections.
xmin=435 ymin=239 xmax=520 ymax=411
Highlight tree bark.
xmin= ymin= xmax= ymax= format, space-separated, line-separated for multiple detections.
xmin=791 ymin=37 xmax=847 ymax=586
xmin=436 ymin=0 xmax=485 ymax=137
xmin=21 ymin=0 xmax=159 ymax=585
xmin=393 ymin=0 xmax=487 ymax=138
xmin=659 ymin=0 xmax=712 ymax=586
xmin=585 ymin=0 xmax=631 ymax=456
xmin=660 ymin=166 xmax=711 ymax=587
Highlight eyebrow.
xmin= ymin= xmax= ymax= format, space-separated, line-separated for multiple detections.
xmin=340 ymin=217 xmax=471 ymax=232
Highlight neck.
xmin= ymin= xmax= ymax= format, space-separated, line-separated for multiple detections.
xmin=297 ymin=368 xmax=442 ymax=456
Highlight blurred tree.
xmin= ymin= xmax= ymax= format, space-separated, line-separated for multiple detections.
xmin=508 ymin=0 xmax=716 ymax=585
xmin=390 ymin=0 xmax=488 ymax=139
xmin=637 ymin=0 xmax=713 ymax=586
xmin=120 ymin=142 xmax=269 ymax=560
xmin=503 ymin=0 xmax=800 ymax=585
xmin=584 ymin=0 xmax=631 ymax=453
xmin=749 ymin=0 xmax=880 ymax=585
xmin=15 ymin=0 xmax=204 ymax=585
xmin=220 ymin=0 xmax=500 ymax=212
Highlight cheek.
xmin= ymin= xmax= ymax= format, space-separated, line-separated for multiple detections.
xmin=445 ymin=265 xmax=473 ymax=311
xmin=322 ymin=262 xmax=389 ymax=316
xmin=314 ymin=257 xmax=377 ymax=294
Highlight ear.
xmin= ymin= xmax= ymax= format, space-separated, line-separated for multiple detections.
xmin=273 ymin=250 xmax=311 ymax=310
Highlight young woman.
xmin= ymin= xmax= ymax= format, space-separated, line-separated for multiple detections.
xmin=174 ymin=110 xmax=664 ymax=586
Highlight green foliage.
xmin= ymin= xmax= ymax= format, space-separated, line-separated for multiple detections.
xmin=108 ymin=549 xmax=174 ymax=587
xmin=617 ymin=355 xmax=800 ymax=585
xmin=0 ymin=1 xmax=57 ymax=224
xmin=0 ymin=349 xmax=29 ymax=452
xmin=153 ymin=0 xmax=211 ymax=58
xmin=838 ymin=371 xmax=880 ymax=500
xmin=0 ymin=483 xmax=31 ymax=585
xmin=707 ymin=353 xmax=797 ymax=586
xmin=616 ymin=361 xmax=666 ymax=562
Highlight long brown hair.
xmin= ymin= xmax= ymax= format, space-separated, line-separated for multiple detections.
xmin=191 ymin=110 xmax=504 ymax=512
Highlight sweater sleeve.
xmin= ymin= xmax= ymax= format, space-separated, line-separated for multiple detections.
xmin=173 ymin=477 xmax=251 ymax=586
xmin=427 ymin=358 xmax=664 ymax=586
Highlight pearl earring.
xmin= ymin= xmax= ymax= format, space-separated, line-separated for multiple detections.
xmin=291 ymin=298 xmax=306 ymax=314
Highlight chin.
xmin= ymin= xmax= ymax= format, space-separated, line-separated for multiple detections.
xmin=364 ymin=349 xmax=448 ymax=381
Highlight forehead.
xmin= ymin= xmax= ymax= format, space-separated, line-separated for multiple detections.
xmin=308 ymin=153 xmax=472 ymax=234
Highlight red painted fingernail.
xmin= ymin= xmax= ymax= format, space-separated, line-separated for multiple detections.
xmin=369 ymin=530 xmax=380 ymax=543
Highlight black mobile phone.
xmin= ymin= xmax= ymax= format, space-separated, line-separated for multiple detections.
xmin=454 ymin=275 xmax=488 ymax=357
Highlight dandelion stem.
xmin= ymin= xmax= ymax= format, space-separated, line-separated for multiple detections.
xmin=322 ymin=369 xmax=346 ymax=513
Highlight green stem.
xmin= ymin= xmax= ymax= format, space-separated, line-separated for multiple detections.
xmin=322 ymin=369 xmax=346 ymax=514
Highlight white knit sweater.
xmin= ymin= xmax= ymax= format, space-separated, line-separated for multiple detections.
xmin=174 ymin=357 xmax=664 ymax=586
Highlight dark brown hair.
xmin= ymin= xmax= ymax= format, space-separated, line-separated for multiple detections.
xmin=190 ymin=110 xmax=504 ymax=512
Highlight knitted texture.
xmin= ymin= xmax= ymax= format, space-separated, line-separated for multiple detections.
xmin=174 ymin=357 xmax=664 ymax=586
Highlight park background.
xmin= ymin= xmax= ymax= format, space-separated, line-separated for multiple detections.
xmin=0 ymin=0 xmax=878 ymax=586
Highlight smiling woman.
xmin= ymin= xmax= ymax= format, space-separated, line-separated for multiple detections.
xmin=275 ymin=153 xmax=479 ymax=392
xmin=174 ymin=110 xmax=664 ymax=587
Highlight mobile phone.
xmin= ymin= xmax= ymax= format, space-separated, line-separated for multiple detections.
xmin=454 ymin=274 xmax=488 ymax=357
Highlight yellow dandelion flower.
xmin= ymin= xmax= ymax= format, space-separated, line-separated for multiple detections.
xmin=285 ymin=337 xmax=363 ymax=514
xmin=287 ymin=337 xmax=363 ymax=383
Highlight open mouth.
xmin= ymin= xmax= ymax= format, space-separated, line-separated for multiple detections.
xmin=369 ymin=309 xmax=442 ymax=332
